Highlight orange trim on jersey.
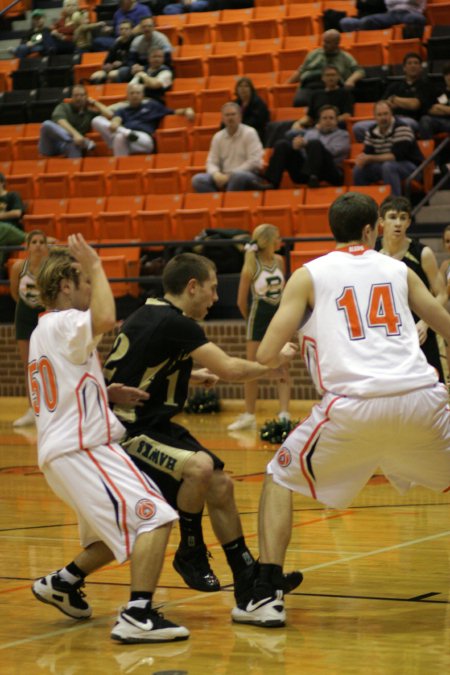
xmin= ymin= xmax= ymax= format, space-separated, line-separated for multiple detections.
xmin=336 ymin=245 xmax=369 ymax=256
xmin=299 ymin=396 xmax=343 ymax=500
xmin=301 ymin=335 xmax=325 ymax=392
xmin=75 ymin=373 xmax=111 ymax=449
xmin=107 ymin=444 xmax=167 ymax=503
xmin=86 ymin=448 xmax=131 ymax=558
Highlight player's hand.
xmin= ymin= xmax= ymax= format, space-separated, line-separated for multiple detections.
xmin=67 ymin=233 xmax=100 ymax=274
xmin=191 ymin=368 xmax=219 ymax=388
xmin=107 ymin=383 xmax=150 ymax=407
xmin=416 ymin=320 xmax=428 ymax=345
xmin=279 ymin=341 xmax=298 ymax=364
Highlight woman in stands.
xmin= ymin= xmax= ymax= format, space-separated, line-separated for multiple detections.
xmin=234 ymin=77 xmax=270 ymax=144
xmin=228 ymin=224 xmax=291 ymax=432
xmin=10 ymin=230 xmax=49 ymax=427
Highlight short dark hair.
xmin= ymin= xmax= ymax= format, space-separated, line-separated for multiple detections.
xmin=318 ymin=104 xmax=339 ymax=117
xmin=322 ymin=65 xmax=339 ymax=74
xmin=162 ymin=253 xmax=216 ymax=295
xmin=403 ymin=51 xmax=421 ymax=65
xmin=379 ymin=196 xmax=412 ymax=218
xmin=329 ymin=193 xmax=379 ymax=243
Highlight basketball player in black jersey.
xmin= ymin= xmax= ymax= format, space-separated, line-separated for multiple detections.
xmin=104 ymin=253 xmax=301 ymax=604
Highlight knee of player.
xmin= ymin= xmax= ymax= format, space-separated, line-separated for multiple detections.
xmin=183 ymin=451 xmax=215 ymax=486
xmin=206 ymin=470 xmax=235 ymax=505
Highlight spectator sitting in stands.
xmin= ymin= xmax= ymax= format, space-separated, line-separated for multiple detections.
xmin=11 ymin=9 xmax=54 ymax=58
xmin=340 ymin=0 xmax=426 ymax=32
xmin=162 ymin=0 xmax=213 ymax=14
xmin=130 ymin=48 xmax=173 ymax=103
xmin=92 ymin=0 xmax=152 ymax=52
xmin=49 ymin=0 xmax=81 ymax=55
xmin=286 ymin=30 xmax=365 ymax=107
xmin=260 ymin=105 xmax=350 ymax=190
xmin=73 ymin=10 xmax=106 ymax=52
xmin=192 ymin=102 xmax=264 ymax=193
xmin=352 ymin=100 xmax=423 ymax=195
xmin=90 ymin=20 xmax=134 ymax=84
xmin=234 ymin=77 xmax=270 ymax=143
xmin=419 ymin=62 xmax=450 ymax=140
xmin=39 ymin=84 xmax=113 ymax=158
xmin=0 ymin=173 xmax=25 ymax=276
xmin=92 ymin=82 xmax=194 ymax=156
xmin=116 ymin=17 xmax=173 ymax=83
xmin=295 ymin=65 xmax=354 ymax=129
xmin=353 ymin=52 xmax=434 ymax=141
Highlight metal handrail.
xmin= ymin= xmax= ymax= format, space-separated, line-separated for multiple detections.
xmin=0 ymin=0 xmax=24 ymax=19
xmin=0 ymin=235 xmax=336 ymax=286
xmin=405 ymin=136 xmax=450 ymax=215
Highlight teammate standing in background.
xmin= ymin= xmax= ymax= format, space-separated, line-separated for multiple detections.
xmin=377 ymin=196 xmax=448 ymax=381
xmin=228 ymin=224 xmax=291 ymax=432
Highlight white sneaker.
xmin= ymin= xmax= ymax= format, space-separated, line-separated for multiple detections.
xmin=111 ymin=606 xmax=190 ymax=644
xmin=231 ymin=590 xmax=285 ymax=627
xmin=13 ymin=407 xmax=35 ymax=427
xmin=278 ymin=411 xmax=290 ymax=422
xmin=227 ymin=413 xmax=256 ymax=431
xmin=32 ymin=571 xmax=92 ymax=619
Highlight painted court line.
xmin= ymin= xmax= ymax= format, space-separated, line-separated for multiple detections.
xmin=301 ymin=530 xmax=450 ymax=573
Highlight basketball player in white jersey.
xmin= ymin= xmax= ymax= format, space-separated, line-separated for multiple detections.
xmin=231 ymin=192 xmax=450 ymax=628
xmin=29 ymin=234 xmax=189 ymax=644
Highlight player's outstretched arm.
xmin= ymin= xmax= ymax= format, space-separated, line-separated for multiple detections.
xmin=257 ymin=267 xmax=313 ymax=367
xmin=107 ymin=383 xmax=150 ymax=407
xmin=408 ymin=268 xmax=450 ymax=343
xmin=67 ymin=233 xmax=116 ymax=337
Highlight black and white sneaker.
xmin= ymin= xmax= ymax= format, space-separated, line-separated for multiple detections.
xmin=234 ymin=561 xmax=303 ymax=605
xmin=173 ymin=545 xmax=220 ymax=592
xmin=231 ymin=590 xmax=286 ymax=627
xmin=111 ymin=606 xmax=190 ymax=644
xmin=32 ymin=572 xmax=92 ymax=619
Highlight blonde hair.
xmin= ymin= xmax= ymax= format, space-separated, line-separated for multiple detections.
xmin=37 ymin=247 xmax=79 ymax=308
xmin=243 ymin=224 xmax=280 ymax=274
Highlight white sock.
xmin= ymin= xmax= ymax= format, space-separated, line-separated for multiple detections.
xmin=58 ymin=567 xmax=81 ymax=584
xmin=127 ymin=599 xmax=150 ymax=610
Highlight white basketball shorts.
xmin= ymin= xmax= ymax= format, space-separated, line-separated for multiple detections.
xmin=268 ymin=384 xmax=450 ymax=509
xmin=44 ymin=442 xmax=178 ymax=562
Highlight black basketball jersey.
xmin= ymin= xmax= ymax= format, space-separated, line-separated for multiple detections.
xmin=104 ymin=298 xmax=209 ymax=433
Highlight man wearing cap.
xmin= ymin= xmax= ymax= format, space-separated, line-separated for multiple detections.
xmin=12 ymin=10 xmax=55 ymax=58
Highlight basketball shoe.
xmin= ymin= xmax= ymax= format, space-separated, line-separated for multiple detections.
xmin=111 ymin=605 xmax=190 ymax=644
xmin=232 ymin=588 xmax=286 ymax=627
xmin=173 ymin=544 xmax=220 ymax=592
xmin=233 ymin=560 xmax=303 ymax=605
xmin=227 ymin=413 xmax=256 ymax=431
xmin=32 ymin=571 xmax=92 ymax=619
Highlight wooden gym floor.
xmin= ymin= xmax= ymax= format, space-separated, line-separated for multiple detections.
xmin=0 ymin=397 xmax=449 ymax=675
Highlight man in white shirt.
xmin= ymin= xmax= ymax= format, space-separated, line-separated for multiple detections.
xmin=192 ymin=102 xmax=264 ymax=192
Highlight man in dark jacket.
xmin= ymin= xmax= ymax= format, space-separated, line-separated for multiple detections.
xmin=92 ymin=82 xmax=194 ymax=155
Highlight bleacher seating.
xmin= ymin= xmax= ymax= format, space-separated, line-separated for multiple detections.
xmin=1 ymin=0 xmax=448 ymax=292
